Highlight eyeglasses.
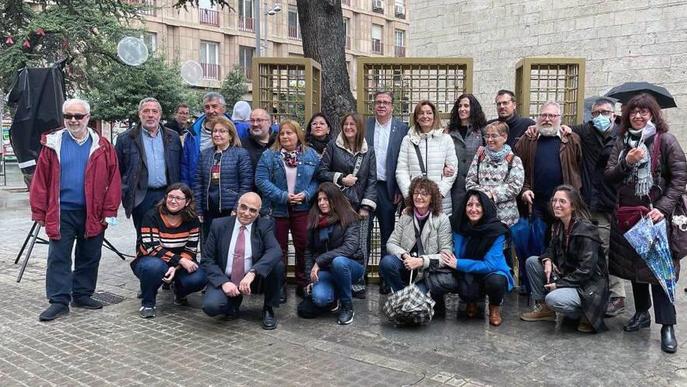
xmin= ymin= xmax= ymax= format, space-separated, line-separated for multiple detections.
xmin=630 ymin=109 xmax=651 ymax=118
xmin=63 ymin=113 xmax=87 ymax=120
xmin=538 ymin=113 xmax=560 ymax=120
xmin=250 ymin=118 xmax=268 ymax=123
xmin=483 ymin=134 xmax=501 ymax=140
xmin=591 ymin=110 xmax=613 ymax=118
xmin=212 ymin=128 xmax=230 ymax=134
xmin=166 ymin=195 xmax=187 ymax=202
xmin=413 ymin=191 xmax=430 ymax=197
xmin=375 ymin=101 xmax=392 ymax=106
xmin=238 ymin=203 xmax=259 ymax=215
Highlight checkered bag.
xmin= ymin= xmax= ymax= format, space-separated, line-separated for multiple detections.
xmin=383 ymin=269 xmax=435 ymax=326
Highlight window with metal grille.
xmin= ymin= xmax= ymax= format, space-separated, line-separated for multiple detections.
xmin=200 ymin=40 xmax=220 ymax=80
xmin=394 ymin=29 xmax=405 ymax=57
xmin=288 ymin=6 xmax=301 ymax=40
xmin=238 ymin=0 xmax=254 ymax=32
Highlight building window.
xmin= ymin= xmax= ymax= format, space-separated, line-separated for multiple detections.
xmin=288 ymin=6 xmax=301 ymax=40
xmin=394 ymin=29 xmax=405 ymax=57
xmin=238 ymin=0 xmax=254 ymax=32
xmin=371 ymin=24 xmax=383 ymax=55
xmin=394 ymin=0 xmax=406 ymax=19
xmin=200 ymin=40 xmax=220 ymax=80
xmin=372 ymin=0 xmax=384 ymax=14
xmin=239 ymin=45 xmax=255 ymax=79
xmin=199 ymin=0 xmax=219 ymax=26
xmin=143 ymin=32 xmax=157 ymax=53
xmin=343 ymin=17 xmax=351 ymax=50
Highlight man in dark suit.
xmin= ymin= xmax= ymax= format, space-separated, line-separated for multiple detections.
xmin=201 ymin=192 xmax=284 ymax=330
xmin=365 ymin=91 xmax=409 ymax=294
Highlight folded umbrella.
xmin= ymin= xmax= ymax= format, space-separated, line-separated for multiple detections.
xmin=605 ymin=82 xmax=677 ymax=108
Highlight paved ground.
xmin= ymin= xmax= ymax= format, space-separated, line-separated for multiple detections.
xmin=2 ymin=163 xmax=687 ymax=387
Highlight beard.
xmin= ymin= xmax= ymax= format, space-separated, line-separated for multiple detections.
xmin=66 ymin=124 xmax=88 ymax=137
xmin=537 ymin=123 xmax=560 ymax=137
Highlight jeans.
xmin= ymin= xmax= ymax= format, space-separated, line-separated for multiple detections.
xmin=274 ymin=210 xmax=308 ymax=288
xmin=132 ymin=188 xmax=166 ymax=239
xmin=46 ymin=209 xmax=104 ymax=305
xmin=311 ymin=256 xmax=364 ymax=306
xmin=132 ymin=256 xmax=208 ymax=307
xmin=527 ymin=256 xmax=583 ymax=318
xmin=378 ymin=254 xmax=412 ymax=292
xmin=202 ymin=261 xmax=284 ymax=316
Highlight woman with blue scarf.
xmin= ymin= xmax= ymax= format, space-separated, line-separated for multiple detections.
xmin=465 ymin=121 xmax=524 ymax=227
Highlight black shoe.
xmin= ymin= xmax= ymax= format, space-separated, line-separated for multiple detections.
xmin=623 ymin=311 xmax=651 ymax=332
xmin=433 ymin=297 xmax=446 ymax=318
xmin=39 ymin=303 xmax=69 ymax=321
xmin=262 ymin=307 xmax=277 ymax=330
xmin=162 ymin=282 xmax=171 ymax=290
xmin=173 ymin=294 xmax=189 ymax=306
xmin=661 ymin=325 xmax=678 ymax=353
xmin=71 ymin=296 xmax=103 ymax=310
xmin=279 ymin=285 xmax=287 ymax=304
xmin=296 ymin=286 xmax=305 ymax=298
xmin=352 ymin=288 xmax=367 ymax=299
xmin=378 ymin=280 xmax=390 ymax=295
xmin=337 ymin=303 xmax=354 ymax=325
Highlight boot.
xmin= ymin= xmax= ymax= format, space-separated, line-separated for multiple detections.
xmin=466 ymin=303 xmax=478 ymax=318
xmin=623 ymin=311 xmax=651 ymax=332
xmin=661 ymin=325 xmax=678 ymax=353
xmin=488 ymin=305 xmax=502 ymax=326
xmin=576 ymin=316 xmax=594 ymax=333
xmin=520 ymin=302 xmax=555 ymax=321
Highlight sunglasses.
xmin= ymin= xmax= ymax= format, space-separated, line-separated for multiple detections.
xmin=63 ymin=113 xmax=87 ymax=120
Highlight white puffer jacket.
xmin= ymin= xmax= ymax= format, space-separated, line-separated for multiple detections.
xmin=396 ymin=127 xmax=458 ymax=214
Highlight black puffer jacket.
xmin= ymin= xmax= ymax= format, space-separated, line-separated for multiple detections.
xmin=318 ymin=134 xmax=377 ymax=211
xmin=541 ymin=219 xmax=609 ymax=332
xmin=304 ymin=221 xmax=363 ymax=277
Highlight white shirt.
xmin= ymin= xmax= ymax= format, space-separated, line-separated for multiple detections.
xmin=374 ymin=118 xmax=392 ymax=181
xmin=225 ymin=219 xmax=253 ymax=277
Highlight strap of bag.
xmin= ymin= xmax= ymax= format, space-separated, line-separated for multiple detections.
xmin=651 ymin=132 xmax=662 ymax=176
xmin=412 ymin=143 xmax=427 ymax=176
xmin=351 ymin=153 xmax=364 ymax=176
xmin=476 ymin=147 xmax=514 ymax=184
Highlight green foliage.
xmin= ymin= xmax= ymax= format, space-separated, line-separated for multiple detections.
xmin=84 ymin=57 xmax=193 ymax=122
xmin=220 ymin=66 xmax=249 ymax=110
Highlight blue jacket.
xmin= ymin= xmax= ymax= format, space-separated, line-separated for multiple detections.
xmin=255 ymin=147 xmax=320 ymax=216
xmin=180 ymin=113 xmax=232 ymax=187
xmin=233 ymin=120 xmax=250 ymax=139
xmin=115 ymin=125 xmax=181 ymax=217
xmin=365 ymin=117 xmax=408 ymax=198
xmin=192 ymin=146 xmax=253 ymax=216
xmin=452 ymin=233 xmax=514 ymax=291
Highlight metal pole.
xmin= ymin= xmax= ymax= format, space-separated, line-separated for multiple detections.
xmin=263 ymin=3 xmax=268 ymax=55
xmin=255 ymin=0 xmax=261 ymax=56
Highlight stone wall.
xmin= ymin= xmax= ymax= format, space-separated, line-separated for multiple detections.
xmin=409 ymin=0 xmax=687 ymax=142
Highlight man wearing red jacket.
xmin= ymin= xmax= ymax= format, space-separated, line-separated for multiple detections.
xmin=30 ymin=98 xmax=121 ymax=321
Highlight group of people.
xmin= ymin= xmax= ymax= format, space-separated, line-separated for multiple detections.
xmin=29 ymin=88 xmax=686 ymax=354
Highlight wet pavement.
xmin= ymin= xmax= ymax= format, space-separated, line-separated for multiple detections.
xmin=1 ymin=162 xmax=687 ymax=386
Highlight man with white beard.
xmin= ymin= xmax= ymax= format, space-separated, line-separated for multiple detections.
xmin=30 ymin=98 xmax=121 ymax=321
xmin=516 ymin=101 xmax=583 ymax=226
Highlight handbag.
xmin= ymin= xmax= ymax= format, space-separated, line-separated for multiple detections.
xmin=615 ymin=205 xmax=651 ymax=234
xmin=382 ymin=269 xmax=435 ymax=326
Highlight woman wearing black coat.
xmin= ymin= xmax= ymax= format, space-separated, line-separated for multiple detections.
xmin=304 ymin=183 xmax=363 ymax=325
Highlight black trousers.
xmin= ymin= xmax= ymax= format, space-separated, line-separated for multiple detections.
xmin=456 ymin=273 xmax=508 ymax=306
xmin=632 ymin=281 xmax=676 ymax=325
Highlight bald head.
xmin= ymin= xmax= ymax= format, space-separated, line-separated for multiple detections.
xmin=237 ymin=192 xmax=262 ymax=225
xmin=250 ymin=108 xmax=272 ymax=140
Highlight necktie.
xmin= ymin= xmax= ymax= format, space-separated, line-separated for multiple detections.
xmin=231 ymin=226 xmax=246 ymax=286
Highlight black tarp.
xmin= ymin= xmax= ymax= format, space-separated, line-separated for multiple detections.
xmin=7 ymin=61 xmax=66 ymax=174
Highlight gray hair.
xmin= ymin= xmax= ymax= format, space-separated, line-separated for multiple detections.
xmin=138 ymin=97 xmax=162 ymax=112
xmin=63 ymin=98 xmax=91 ymax=114
xmin=540 ymin=101 xmax=561 ymax=114
xmin=593 ymin=97 xmax=616 ymax=109
xmin=203 ymin=92 xmax=226 ymax=106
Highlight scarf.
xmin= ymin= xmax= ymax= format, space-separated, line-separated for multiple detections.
xmin=307 ymin=133 xmax=331 ymax=155
xmin=622 ymin=121 xmax=656 ymax=197
xmin=414 ymin=208 xmax=430 ymax=222
xmin=281 ymin=145 xmax=302 ymax=168
xmin=485 ymin=144 xmax=512 ymax=163
xmin=452 ymin=190 xmax=508 ymax=260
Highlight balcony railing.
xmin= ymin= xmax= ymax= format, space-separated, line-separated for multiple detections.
xmin=346 ymin=35 xmax=351 ymax=50
xmin=371 ymin=39 xmax=383 ymax=54
xmin=201 ymin=63 xmax=220 ymax=80
xmin=127 ymin=0 xmax=156 ymax=16
xmin=239 ymin=16 xmax=254 ymax=32
xmin=200 ymin=8 xmax=219 ymax=26
xmin=288 ymin=26 xmax=301 ymax=40
xmin=394 ymin=46 xmax=406 ymax=57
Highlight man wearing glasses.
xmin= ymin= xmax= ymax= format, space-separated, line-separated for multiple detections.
xmin=201 ymin=192 xmax=283 ymax=330
xmin=243 ymin=108 xmax=277 ymax=173
xmin=116 ymin=97 xmax=182 ymax=238
xmin=489 ymin=89 xmax=536 ymax=150
xmin=516 ymin=101 xmax=583 ymax=229
xmin=31 ymin=98 xmax=121 ymax=321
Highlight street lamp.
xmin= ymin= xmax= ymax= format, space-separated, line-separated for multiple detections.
xmin=255 ymin=2 xmax=281 ymax=56
xmin=262 ymin=3 xmax=281 ymax=55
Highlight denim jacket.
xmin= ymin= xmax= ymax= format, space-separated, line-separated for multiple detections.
xmin=255 ymin=147 xmax=320 ymax=216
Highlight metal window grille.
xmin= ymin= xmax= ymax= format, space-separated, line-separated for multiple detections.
xmin=200 ymin=8 xmax=220 ymax=26
xmin=356 ymin=58 xmax=474 ymax=124
xmin=515 ymin=57 xmax=586 ymax=125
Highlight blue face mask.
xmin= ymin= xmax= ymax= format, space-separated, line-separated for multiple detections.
xmin=592 ymin=115 xmax=611 ymax=133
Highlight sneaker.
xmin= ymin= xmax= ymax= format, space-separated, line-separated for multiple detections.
xmin=39 ymin=303 xmax=69 ymax=321
xmin=520 ymin=303 xmax=556 ymax=321
xmin=577 ymin=317 xmax=594 ymax=333
xmin=337 ymin=303 xmax=354 ymax=325
xmin=352 ymin=288 xmax=367 ymax=299
xmin=71 ymin=296 xmax=103 ymax=309
xmin=139 ymin=306 xmax=156 ymax=319
xmin=605 ymin=297 xmax=625 ymax=317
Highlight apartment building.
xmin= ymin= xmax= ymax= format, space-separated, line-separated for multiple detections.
xmin=136 ymin=0 xmax=410 ymax=92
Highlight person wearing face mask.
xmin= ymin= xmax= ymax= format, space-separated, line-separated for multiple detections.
xmin=605 ymin=93 xmax=687 ymax=353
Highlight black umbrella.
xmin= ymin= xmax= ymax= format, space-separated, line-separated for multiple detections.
xmin=605 ymin=81 xmax=677 ymax=108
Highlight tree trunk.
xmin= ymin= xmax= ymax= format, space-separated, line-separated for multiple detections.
xmin=297 ymin=0 xmax=355 ymax=136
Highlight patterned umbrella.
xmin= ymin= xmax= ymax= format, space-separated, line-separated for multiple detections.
xmin=624 ymin=217 xmax=676 ymax=303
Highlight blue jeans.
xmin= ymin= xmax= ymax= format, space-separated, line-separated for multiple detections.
xmin=46 ymin=209 xmax=105 ymax=305
xmin=132 ymin=256 xmax=208 ymax=307
xmin=378 ymin=254 xmax=412 ymax=292
xmin=311 ymin=256 xmax=364 ymax=306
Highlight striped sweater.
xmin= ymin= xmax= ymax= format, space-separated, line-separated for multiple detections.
xmin=133 ymin=208 xmax=200 ymax=268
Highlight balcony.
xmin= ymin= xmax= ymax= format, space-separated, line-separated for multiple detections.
xmin=395 ymin=46 xmax=406 ymax=57
xmin=346 ymin=35 xmax=351 ymax=50
xmin=127 ymin=0 xmax=156 ymax=16
xmin=239 ymin=16 xmax=254 ymax=32
xmin=288 ymin=26 xmax=301 ymax=40
xmin=201 ymin=63 xmax=220 ymax=80
xmin=200 ymin=8 xmax=219 ymax=26
xmin=371 ymin=39 xmax=383 ymax=55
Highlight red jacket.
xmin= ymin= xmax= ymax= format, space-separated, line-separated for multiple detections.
xmin=30 ymin=128 xmax=122 ymax=239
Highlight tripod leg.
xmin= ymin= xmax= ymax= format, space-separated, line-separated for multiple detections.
xmin=15 ymin=222 xmax=38 ymax=264
xmin=102 ymin=237 xmax=127 ymax=260
xmin=17 ymin=224 xmax=42 ymax=283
